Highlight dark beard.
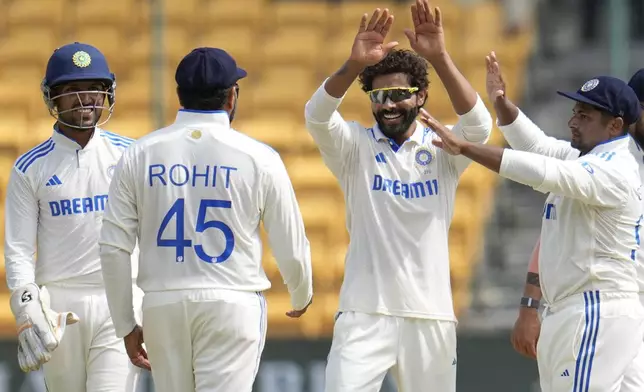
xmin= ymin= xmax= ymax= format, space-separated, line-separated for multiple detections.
xmin=229 ymin=102 xmax=237 ymax=123
xmin=374 ymin=106 xmax=420 ymax=139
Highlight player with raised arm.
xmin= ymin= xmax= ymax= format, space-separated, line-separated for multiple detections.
xmin=99 ymin=47 xmax=313 ymax=392
xmin=4 ymin=42 xmax=143 ymax=392
xmin=303 ymin=1 xmax=492 ymax=390
xmin=419 ymin=65 xmax=644 ymax=391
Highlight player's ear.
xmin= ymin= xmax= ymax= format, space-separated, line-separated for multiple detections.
xmin=417 ymin=89 xmax=427 ymax=107
xmin=225 ymin=86 xmax=237 ymax=111
xmin=612 ymin=116 xmax=625 ymax=136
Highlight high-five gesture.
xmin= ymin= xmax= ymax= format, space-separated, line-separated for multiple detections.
xmin=486 ymin=51 xmax=506 ymax=102
xmin=404 ymin=0 xmax=446 ymax=62
xmin=349 ymin=9 xmax=399 ymax=68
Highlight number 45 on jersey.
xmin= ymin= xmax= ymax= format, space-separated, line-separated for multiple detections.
xmin=157 ymin=198 xmax=235 ymax=263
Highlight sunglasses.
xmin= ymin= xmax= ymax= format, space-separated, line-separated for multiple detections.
xmin=366 ymin=87 xmax=419 ymax=104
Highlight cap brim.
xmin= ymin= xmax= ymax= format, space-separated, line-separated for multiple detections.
xmin=236 ymin=67 xmax=247 ymax=81
xmin=556 ymin=91 xmax=612 ymax=113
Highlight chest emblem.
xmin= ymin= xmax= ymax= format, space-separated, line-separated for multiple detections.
xmin=107 ymin=164 xmax=116 ymax=178
xmin=414 ymin=146 xmax=434 ymax=174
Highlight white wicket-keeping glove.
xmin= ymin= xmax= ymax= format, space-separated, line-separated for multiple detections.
xmin=10 ymin=283 xmax=79 ymax=372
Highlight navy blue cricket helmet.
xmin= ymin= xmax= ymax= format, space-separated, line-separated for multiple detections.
xmin=41 ymin=42 xmax=116 ymax=129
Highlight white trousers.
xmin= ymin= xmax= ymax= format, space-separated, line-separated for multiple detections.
xmin=618 ymin=294 xmax=644 ymax=392
xmin=324 ymin=311 xmax=457 ymax=392
xmin=142 ymin=289 xmax=267 ymax=392
xmin=43 ymin=284 xmax=143 ymax=392
xmin=537 ymin=291 xmax=644 ymax=392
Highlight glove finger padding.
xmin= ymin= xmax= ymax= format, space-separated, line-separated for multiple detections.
xmin=18 ymin=333 xmax=41 ymax=372
xmin=10 ymin=284 xmax=80 ymax=352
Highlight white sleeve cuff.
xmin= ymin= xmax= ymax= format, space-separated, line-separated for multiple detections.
xmin=499 ymin=149 xmax=548 ymax=188
xmin=304 ymin=79 xmax=346 ymax=123
xmin=457 ymin=94 xmax=490 ymax=126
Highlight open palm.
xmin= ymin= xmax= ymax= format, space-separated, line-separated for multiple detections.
xmin=350 ymin=9 xmax=398 ymax=67
xmin=404 ymin=0 xmax=446 ymax=61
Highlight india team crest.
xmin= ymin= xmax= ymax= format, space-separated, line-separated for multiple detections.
xmin=72 ymin=51 xmax=91 ymax=68
xmin=107 ymin=164 xmax=116 ymax=178
xmin=415 ymin=147 xmax=433 ymax=167
xmin=581 ymin=79 xmax=599 ymax=92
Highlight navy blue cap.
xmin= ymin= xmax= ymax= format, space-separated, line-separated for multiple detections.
xmin=557 ymin=76 xmax=641 ymax=125
xmin=43 ymin=42 xmax=114 ymax=88
xmin=175 ymin=47 xmax=247 ymax=91
xmin=628 ymin=68 xmax=644 ymax=103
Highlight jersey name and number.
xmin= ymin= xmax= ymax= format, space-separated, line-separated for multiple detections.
xmin=149 ymin=163 xmax=238 ymax=264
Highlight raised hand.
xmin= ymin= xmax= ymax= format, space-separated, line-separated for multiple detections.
xmin=486 ymin=51 xmax=506 ymax=102
xmin=404 ymin=0 xmax=446 ymax=62
xmin=349 ymin=9 xmax=399 ymax=68
xmin=418 ymin=108 xmax=465 ymax=155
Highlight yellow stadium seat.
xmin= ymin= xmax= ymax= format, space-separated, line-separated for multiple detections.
xmin=325 ymin=27 xmax=361 ymax=73
xmin=0 ymin=293 xmax=15 ymax=338
xmin=126 ymin=32 xmax=152 ymax=66
xmin=270 ymin=2 xmax=332 ymax=29
xmin=333 ymin=2 xmax=388 ymax=28
xmin=72 ymin=26 xmax=124 ymax=67
xmin=106 ymin=115 xmax=154 ymax=140
xmin=74 ymin=1 xmax=131 ymax=26
xmin=0 ymin=78 xmax=43 ymax=116
xmin=234 ymin=117 xmax=296 ymax=150
xmin=259 ymin=27 xmax=323 ymax=67
xmin=6 ymin=0 xmax=64 ymax=28
xmin=297 ymin=194 xmax=340 ymax=231
xmin=249 ymin=65 xmax=317 ymax=113
xmin=0 ymin=27 xmax=59 ymax=66
xmin=0 ymin=153 xmax=16 ymax=197
xmin=0 ymin=113 xmax=29 ymax=148
xmin=0 ymin=65 xmax=43 ymax=89
xmin=198 ymin=0 xmax=263 ymax=26
xmin=264 ymin=292 xmax=304 ymax=338
xmin=163 ymin=27 xmax=196 ymax=68
xmin=162 ymin=0 xmax=199 ymax=25
xmin=116 ymin=68 xmax=153 ymax=112
xmin=283 ymin=155 xmax=337 ymax=191
xmin=30 ymin=118 xmax=57 ymax=145
xmin=197 ymin=28 xmax=255 ymax=70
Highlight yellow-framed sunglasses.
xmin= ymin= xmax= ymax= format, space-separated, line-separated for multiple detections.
xmin=366 ymin=87 xmax=419 ymax=104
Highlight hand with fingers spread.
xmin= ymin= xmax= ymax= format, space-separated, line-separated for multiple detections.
xmin=349 ymin=8 xmax=399 ymax=68
xmin=418 ymin=108 xmax=466 ymax=155
xmin=486 ymin=51 xmax=507 ymax=102
xmin=404 ymin=0 xmax=446 ymax=62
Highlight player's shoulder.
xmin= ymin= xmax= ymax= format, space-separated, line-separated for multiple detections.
xmin=97 ymin=128 xmax=136 ymax=152
xmin=13 ymin=137 xmax=56 ymax=176
xmin=226 ymin=126 xmax=283 ymax=165
xmin=580 ymin=142 xmax=640 ymax=181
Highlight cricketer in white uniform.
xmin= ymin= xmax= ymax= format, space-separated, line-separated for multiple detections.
xmin=304 ymin=5 xmax=492 ymax=391
xmin=619 ymin=68 xmax=644 ymax=392
xmin=4 ymin=42 xmax=142 ymax=392
xmin=433 ymin=60 xmax=644 ymax=392
xmin=99 ymin=47 xmax=313 ymax=392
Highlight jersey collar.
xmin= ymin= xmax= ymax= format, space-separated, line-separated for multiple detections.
xmin=371 ymin=120 xmax=428 ymax=151
xmin=51 ymin=124 xmax=102 ymax=151
xmin=175 ymin=109 xmax=230 ymax=128
xmin=588 ymin=134 xmax=631 ymax=155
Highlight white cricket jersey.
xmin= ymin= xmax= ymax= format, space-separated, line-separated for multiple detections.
xmin=304 ymin=82 xmax=492 ymax=321
xmin=99 ymin=110 xmax=312 ymax=313
xmin=4 ymin=127 xmax=136 ymax=291
xmin=629 ymin=139 xmax=644 ymax=293
xmin=498 ymin=111 xmax=642 ymax=305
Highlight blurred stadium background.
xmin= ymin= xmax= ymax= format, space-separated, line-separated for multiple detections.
xmin=0 ymin=0 xmax=642 ymax=390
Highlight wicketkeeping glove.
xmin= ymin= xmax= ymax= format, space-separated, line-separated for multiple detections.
xmin=10 ymin=283 xmax=79 ymax=372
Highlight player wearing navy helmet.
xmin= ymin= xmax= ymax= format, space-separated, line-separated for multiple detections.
xmin=4 ymin=42 xmax=144 ymax=392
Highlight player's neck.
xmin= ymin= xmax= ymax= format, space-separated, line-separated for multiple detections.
xmin=56 ymin=123 xmax=94 ymax=148
xmin=390 ymin=121 xmax=418 ymax=147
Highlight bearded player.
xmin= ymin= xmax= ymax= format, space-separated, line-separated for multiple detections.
xmin=4 ymin=42 xmax=144 ymax=392
xmin=304 ymin=1 xmax=492 ymax=390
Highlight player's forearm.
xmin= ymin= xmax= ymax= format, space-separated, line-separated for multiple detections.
xmin=460 ymin=142 xmax=505 ymax=173
xmin=493 ymin=96 xmax=520 ymax=127
xmin=524 ymin=239 xmax=541 ymax=299
xmin=272 ymin=242 xmax=313 ymax=310
xmin=427 ymin=53 xmax=477 ymax=115
xmin=324 ymin=60 xmax=364 ymax=99
xmin=4 ymin=255 xmax=36 ymax=292
xmin=99 ymin=245 xmax=137 ymax=338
